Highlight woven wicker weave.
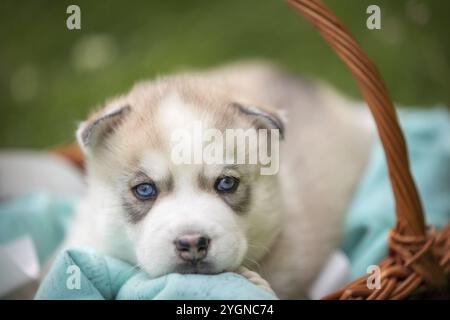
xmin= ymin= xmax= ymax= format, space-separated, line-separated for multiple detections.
xmin=287 ymin=0 xmax=449 ymax=299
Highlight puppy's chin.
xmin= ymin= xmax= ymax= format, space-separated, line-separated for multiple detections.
xmin=140 ymin=253 xmax=245 ymax=278
xmin=174 ymin=261 xmax=219 ymax=275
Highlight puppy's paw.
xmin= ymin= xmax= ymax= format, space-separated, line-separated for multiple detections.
xmin=236 ymin=266 xmax=275 ymax=295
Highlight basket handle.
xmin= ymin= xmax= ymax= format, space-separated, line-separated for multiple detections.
xmin=286 ymin=0 xmax=447 ymax=297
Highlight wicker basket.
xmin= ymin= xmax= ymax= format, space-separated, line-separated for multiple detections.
xmin=53 ymin=0 xmax=450 ymax=300
xmin=287 ymin=0 xmax=449 ymax=299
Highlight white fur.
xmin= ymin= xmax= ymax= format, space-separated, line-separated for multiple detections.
xmin=65 ymin=61 xmax=374 ymax=299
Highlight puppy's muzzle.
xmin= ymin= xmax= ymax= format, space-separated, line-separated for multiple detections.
xmin=175 ymin=234 xmax=210 ymax=261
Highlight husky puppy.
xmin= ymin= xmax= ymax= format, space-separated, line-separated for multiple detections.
xmin=65 ymin=61 xmax=373 ymax=299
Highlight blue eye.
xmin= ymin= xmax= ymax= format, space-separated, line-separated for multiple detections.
xmin=133 ymin=183 xmax=157 ymax=200
xmin=215 ymin=176 xmax=239 ymax=193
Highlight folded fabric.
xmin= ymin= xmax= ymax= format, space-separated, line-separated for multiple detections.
xmin=0 ymin=192 xmax=77 ymax=265
xmin=341 ymin=107 xmax=450 ymax=279
xmin=35 ymin=248 xmax=277 ymax=300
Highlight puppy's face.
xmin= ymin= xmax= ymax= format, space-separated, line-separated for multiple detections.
xmin=78 ymin=77 xmax=283 ymax=277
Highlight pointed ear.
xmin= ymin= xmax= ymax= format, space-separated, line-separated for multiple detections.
xmin=76 ymin=104 xmax=131 ymax=153
xmin=232 ymin=102 xmax=285 ymax=139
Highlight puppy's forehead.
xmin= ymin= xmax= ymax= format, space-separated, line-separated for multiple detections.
xmin=121 ymin=92 xmax=223 ymax=173
xmin=139 ymin=151 xmax=171 ymax=181
xmin=106 ymin=81 xmax=251 ymax=174
xmin=157 ymin=91 xmax=241 ymax=155
xmin=158 ymin=93 xmax=208 ymax=140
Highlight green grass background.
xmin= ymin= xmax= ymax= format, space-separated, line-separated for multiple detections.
xmin=0 ymin=0 xmax=448 ymax=148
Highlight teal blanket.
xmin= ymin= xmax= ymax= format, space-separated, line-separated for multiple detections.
xmin=0 ymin=193 xmax=75 ymax=265
xmin=35 ymin=248 xmax=275 ymax=300
xmin=0 ymin=107 xmax=448 ymax=299
xmin=342 ymin=107 xmax=450 ymax=279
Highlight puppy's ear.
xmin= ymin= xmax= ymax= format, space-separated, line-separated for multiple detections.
xmin=76 ymin=104 xmax=131 ymax=153
xmin=233 ymin=102 xmax=285 ymax=139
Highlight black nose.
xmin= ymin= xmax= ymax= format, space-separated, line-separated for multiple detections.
xmin=175 ymin=234 xmax=210 ymax=261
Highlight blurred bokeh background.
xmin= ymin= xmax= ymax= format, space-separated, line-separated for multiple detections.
xmin=0 ymin=0 xmax=449 ymax=148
